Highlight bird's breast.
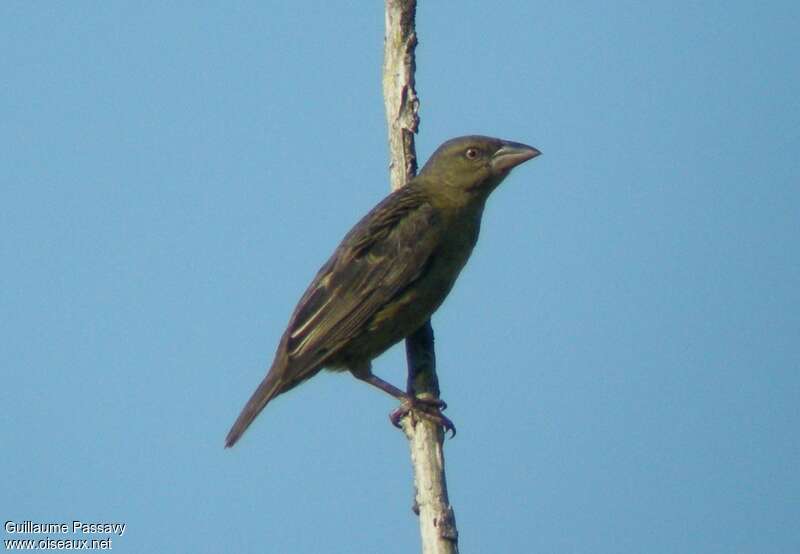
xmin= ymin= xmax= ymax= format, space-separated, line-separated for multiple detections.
xmin=360 ymin=215 xmax=480 ymax=349
xmin=330 ymin=203 xmax=484 ymax=368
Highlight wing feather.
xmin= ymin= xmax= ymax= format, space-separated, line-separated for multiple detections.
xmin=283 ymin=185 xmax=441 ymax=374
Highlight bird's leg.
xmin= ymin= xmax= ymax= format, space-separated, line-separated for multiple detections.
xmin=351 ymin=366 xmax=455 ymax=437
xmin=389 ymin=398 xmax=456 ymax=438
xmin=356 ymin=372 xmax=407 ymax=400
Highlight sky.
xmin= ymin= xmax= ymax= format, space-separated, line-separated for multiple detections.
xmin=2 ymin=2 xmax=798 ymax=553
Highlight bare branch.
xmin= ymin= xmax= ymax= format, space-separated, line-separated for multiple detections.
xmin=382 ymin=2 xmax=459 ymax=553
xmin=383 ymin=0 xmax=419 ymax=191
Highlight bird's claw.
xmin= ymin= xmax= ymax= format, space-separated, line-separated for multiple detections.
xmin=390 ymin=396 xmax=456 ymax=438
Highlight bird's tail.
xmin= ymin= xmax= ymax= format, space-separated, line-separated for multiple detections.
xmin=225 ymin=369 xmax=284 ymax=448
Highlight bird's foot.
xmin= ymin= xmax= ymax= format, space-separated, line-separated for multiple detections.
xmin=390 ymin=396 xmax=456 ymax=438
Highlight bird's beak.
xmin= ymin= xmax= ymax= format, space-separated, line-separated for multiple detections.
xmin=491 ymin=141 xmax=541 ymax=172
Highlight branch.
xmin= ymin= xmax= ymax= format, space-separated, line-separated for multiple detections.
xmin=383 ymin=0 xmax=419 ymax=191
xmin=382 ymin=2 xmax=459 ymax=553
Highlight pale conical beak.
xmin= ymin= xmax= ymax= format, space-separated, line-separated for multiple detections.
xmin=490 ymin=141 xmax=541 ymax=172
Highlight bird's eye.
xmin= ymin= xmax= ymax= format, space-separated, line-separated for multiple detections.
xmin=465 ymin=148 xmax=479 ymax=160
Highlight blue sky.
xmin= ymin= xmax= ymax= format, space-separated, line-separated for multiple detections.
xmin=2 ymin=2 xmax=798 ymax=553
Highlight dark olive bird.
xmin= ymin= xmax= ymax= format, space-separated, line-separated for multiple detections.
xmin=225 ymin=135 xmax=540 ymax=447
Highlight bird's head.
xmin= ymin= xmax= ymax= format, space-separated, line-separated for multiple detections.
xmin=417 ymin=135 xmax=540 ymax=198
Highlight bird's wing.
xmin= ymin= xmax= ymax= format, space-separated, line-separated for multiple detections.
xmin=281 ymin=185 xmax=441 ymax=378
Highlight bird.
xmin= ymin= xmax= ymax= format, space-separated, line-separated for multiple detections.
xmin=225 ymin=135 xmax=540 ymax=447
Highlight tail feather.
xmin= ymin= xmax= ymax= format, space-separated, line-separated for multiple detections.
xmin=225 ymin=370 xmax=284 ymax=448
